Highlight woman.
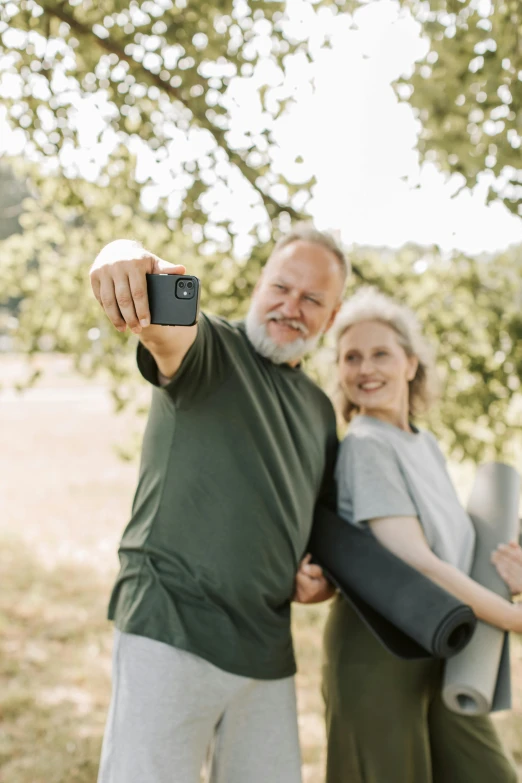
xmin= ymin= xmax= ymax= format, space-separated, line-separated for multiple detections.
xmin=300 ymin=287 xmax=522 ymax=783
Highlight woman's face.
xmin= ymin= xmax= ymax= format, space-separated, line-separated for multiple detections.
xmin=338 ymin=320 xmax=418 ymax=420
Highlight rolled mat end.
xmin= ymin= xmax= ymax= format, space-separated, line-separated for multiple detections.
xmin=431 ymin=605 xmax=477 ymax=658
xmin=442 ymin=686 xmax=488 ymax=716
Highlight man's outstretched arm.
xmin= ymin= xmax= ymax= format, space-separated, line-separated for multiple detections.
xmin=90 ymin=239 xmax=197 ymax=378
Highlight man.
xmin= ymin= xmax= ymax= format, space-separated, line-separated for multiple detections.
xmin=90 ymin=223 xmax=348 ymax=783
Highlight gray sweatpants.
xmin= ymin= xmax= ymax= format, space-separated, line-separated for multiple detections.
xmin=97 ymin=630 xmax=303 ymax=783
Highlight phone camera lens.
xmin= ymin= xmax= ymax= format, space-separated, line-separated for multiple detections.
xmin=179 ymin=281 xmax=185 ymax=289
xmin=187 ymin=281 xmax=193 ymax=289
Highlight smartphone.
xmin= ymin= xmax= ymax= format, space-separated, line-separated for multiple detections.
xmin=146 ymin=274 xmax=201 ymax=326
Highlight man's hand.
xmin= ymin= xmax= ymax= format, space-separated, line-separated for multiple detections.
xmin=491 ymin=541 xmax=522 ymax=596
xmin=293 ymin=554 xmax=336 ymax=604
xmin=90 ymin=239 xmax=186 ymax=334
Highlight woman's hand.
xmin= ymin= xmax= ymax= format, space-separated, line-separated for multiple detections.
xmin=293 ymin=554 xmax=337 ymax=604
xmin=510 ymin=604 xmax=522 ymax=633
xmin=491 ymin=541 xmax=522 ymax=596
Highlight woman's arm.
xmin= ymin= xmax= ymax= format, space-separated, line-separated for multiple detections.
xmin=369 ymin=515 xmax=522 ymax=633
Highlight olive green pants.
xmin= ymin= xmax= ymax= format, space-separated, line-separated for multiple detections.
xmin=322 ymin=597 xmax=517 ymax=783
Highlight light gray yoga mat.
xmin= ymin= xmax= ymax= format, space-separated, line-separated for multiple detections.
xmin=442 ymin=462 xmax=521 ymax=715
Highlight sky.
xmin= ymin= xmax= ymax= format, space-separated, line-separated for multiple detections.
xmin=275 ymin=0 xmax=522 ymax=253
xmin=1 ymin=0 xmax=522 ymax=255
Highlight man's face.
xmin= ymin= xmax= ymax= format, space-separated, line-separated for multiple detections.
xmin=245 ymin=240 xmax=344 ymax=365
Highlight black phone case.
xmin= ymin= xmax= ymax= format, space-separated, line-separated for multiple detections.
xmin=146 ymin=274 xmax=200 ymax=326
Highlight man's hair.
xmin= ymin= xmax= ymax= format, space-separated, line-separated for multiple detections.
xmin=272 ymin=222 xmax=350 ymax=285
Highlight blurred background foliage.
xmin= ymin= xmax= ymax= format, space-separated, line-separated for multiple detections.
xmin=397 ymin=0 xmax=522 ymax=217
xmin=0 ymin=0 xmax=521 ymax=464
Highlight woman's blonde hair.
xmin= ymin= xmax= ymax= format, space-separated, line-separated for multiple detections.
xmin=334 ymin=287 xmax=439 ymax=423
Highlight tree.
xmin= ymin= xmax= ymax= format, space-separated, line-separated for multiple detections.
xmin=2 ymin=0 xmax=522 ymax=464
xmin=0 ymin=0 xmax=334 ymax=238
xmin=0 ymin=0 xmax=334 ymax=401
xmin=0 ymin=165 xmax=28 ymax=345
xmin=0 ymin=164 xmax=27 ymax=240
xmin=396 ymin=0 xmax=522 ymax=217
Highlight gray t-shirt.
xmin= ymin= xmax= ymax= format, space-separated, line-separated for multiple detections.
xmin=335 ymin=415 xmax=475 ymax=574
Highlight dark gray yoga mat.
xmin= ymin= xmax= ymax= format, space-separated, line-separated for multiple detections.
xmin=442 ymin=462 xmax=520 ymax=715
xmin=310 ymin=506 xmax=477 ymax=660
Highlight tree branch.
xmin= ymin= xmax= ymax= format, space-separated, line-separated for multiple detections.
xmin=39 ymin=1 xmax=301 ymax=222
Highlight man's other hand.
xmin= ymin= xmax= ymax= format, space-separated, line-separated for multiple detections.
xmin=293 ymin=554 xmax=336 ymax=604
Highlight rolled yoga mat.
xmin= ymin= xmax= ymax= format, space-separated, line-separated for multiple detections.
xmin=309 ymin=505 xmax=477 ymax=660
xmin=442 ymin=462 xmax=521 ymax=715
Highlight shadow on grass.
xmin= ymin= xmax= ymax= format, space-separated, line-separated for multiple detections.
xmin=0 ymin=535 xmax=114 ymax=783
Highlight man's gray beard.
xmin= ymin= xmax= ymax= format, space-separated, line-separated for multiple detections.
xmin=245 ymin=307 xmax=321 ymax=365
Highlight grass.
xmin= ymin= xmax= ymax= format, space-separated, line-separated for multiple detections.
xmin=0 ymin=539 xmax=110 ymax=782
xmin=1 ymin=354 xmax=521 ymax=782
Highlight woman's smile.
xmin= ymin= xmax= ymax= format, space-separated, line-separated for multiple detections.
xmin=358 ymin=380 xmax=386 ymax=393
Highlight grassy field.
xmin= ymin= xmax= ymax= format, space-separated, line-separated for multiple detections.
xmin=1 ymin=354 xmax=521 ymax=783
